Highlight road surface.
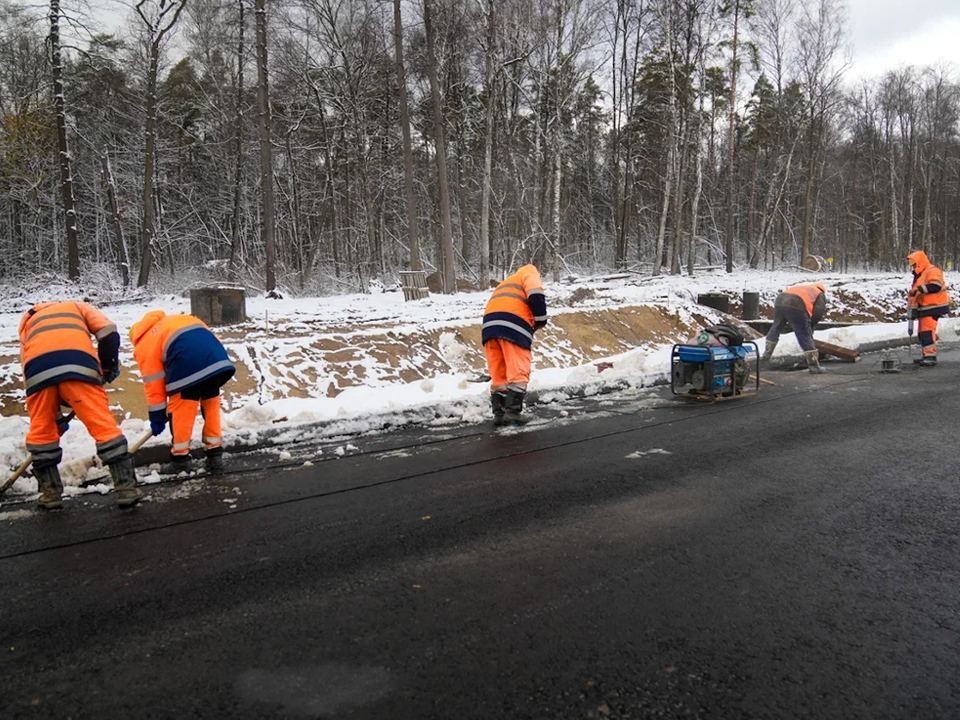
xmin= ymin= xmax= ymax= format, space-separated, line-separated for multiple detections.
xmin=1 ymin=347 xmax=959 ymax=719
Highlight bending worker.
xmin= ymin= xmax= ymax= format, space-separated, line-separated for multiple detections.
xmin=129 ymin=310 xmax=235 ymax=473
xmin=19 ymin=301 xmax=139 ymax=509
xmin=481 ymin=263 xmax=547 ymax=426
xmin=761 ymin=282 xmax=827 ymax=373
xmin=907 ymin=250 xmax=949 ymax=366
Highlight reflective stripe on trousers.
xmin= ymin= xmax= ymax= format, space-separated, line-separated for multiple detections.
xmin=168 ymin=392 xmax=223 ymax=456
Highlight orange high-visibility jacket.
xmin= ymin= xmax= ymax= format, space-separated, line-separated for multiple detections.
xmin=776 ymin=283 xmax=827 ymax=324
xmin=129 ymin=311 xmax=235 ymax=414
xmin=482 ymin=264 xmax=548 ymax=350
xmin=19 ymin=301 xmax=118 ymax=397
xmin=907 ymin=250 xmax=949 ymax=317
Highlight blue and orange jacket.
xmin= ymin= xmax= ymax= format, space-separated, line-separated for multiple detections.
xmin=482 ymin=264 xmax=547 ymax=349
xmin=907 ymin=250 xmax=949 ymax=318
xmin=129 ymin=310 xmax=235 ymax=414
xmin=19 ymin=301 xmax=119 ymax=396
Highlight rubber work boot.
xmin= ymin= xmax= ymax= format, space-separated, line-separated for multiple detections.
xmin=918 ymin=355 xmax=937 ymax=367
xmin=804 ymin=350 xmax=827 ymax=374
xmin=503 ymin=389 xmax=530 ymax=426
xmin=34 ymin=464 xmax=64 ymax=510
xmin=490 ymin=392 xmax=507 ymax=427
xmin=109 ymin=454 xmax=141 ymax=508
xmin=760 ymin=340 xmax=777 ymax=363
xmin=205 ymin=446 xmax=225 ymax=475
xmin=161 ymin=454 xmax=192 ymax=476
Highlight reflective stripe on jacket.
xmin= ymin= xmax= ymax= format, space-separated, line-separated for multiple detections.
xmin=129 ymin=310 xmax=235 ymax=413
xmin=19 ymin=301 xmax=116 ymax=396
xmin=481 ymin=264 xmax=547 ymax=350
xmin=907 ymin=250 xmax=949 ymax=316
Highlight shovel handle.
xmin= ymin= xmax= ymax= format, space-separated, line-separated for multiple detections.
xmin=129 ymin=428 xmax=154 ymax=455
xmin=0 ymin=454 xmax=33 ymax=497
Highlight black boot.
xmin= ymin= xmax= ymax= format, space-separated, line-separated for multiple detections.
xmin=490 ymin=392 xmax=507 ymax=427
xmin=503 ymin=389 xmax=530 ymax=426
xmin=34 ymin=463 xmax=63 ymax=510
xmin=161 ymin=454 xmax=193 ymax=476
xmin=109 ymin=454 xmax=141 ymax=508
xmin=918 ymin=355 xmax=937 ymax=367
xmin=205 ymin=446 xmax=225 ymax=475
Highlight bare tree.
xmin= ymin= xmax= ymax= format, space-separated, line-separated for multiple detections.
xmin=478 ymin=0 xmax=496 ymax=287
xmin=423 ymin=0 xmax=456 ymax=292
xmin=135 ymin=0 xmax=188 ymax=287
xmin=392 ymin=0 xmax=422 ymax=272
xmin=49 ymin=0 xmax=79 ymax=280
xmin=255 ymin=0 xmax=276 ymax=291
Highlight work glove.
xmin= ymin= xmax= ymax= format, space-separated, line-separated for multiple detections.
xmin=102 ymin=364 xmax=120 ymax=384
xmin=149 ymin=409 xmax=168 ymax=437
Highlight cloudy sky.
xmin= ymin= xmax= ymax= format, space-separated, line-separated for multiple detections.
xmin=83 ymin=0 xmax=960 ymax=84
xmin=847 ymin=0 xmax=960 ymax=79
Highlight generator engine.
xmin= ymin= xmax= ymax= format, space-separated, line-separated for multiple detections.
xmin=670 ymin=324 xmax=759 ymax=399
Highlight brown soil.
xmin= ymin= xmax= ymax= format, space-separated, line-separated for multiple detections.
xmin=0 ymin=302 xmax=797 ymax=417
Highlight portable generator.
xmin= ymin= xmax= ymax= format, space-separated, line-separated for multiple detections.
xmin=670 ymin=325 xmax=760 ymax=400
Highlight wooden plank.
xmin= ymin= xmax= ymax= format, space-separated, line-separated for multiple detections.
xmin=814 ymin=339 xmax=859 ymax=362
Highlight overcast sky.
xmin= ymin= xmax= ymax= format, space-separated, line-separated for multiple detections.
xmin=81 ymin=0 xmax=960 ymax=85
xmin=847 ymin=0 xmax=960 ymax=79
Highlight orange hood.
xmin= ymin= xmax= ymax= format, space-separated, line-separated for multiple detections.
xmin=129 ymin=309 xmax=166 ymax=346
xmin=907 ymin=250 xmax=931 ymax=274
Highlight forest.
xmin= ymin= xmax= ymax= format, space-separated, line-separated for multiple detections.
xmin=0 ymin=0 xmax=958 ymax=295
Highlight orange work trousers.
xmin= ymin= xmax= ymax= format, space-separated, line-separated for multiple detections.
xmin=168 ymin=392 xmax=222 ymax=456
xmin=918 ymin=315 xmax=939 ymax=357
xmin=26 ymin=380 xmax=123 ymax=449
xmin=484 ymin=338 xmax=532 ymax=393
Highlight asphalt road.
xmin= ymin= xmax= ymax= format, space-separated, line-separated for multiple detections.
xmin=2 ymin=347 xmax=959 ymax=719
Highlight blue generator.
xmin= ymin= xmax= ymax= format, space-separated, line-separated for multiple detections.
xmin=670 ymin=328 xmax=759 ymax=400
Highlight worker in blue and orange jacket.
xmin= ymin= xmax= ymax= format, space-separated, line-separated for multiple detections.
xmin=129 ymin=310 xmax=235 ymax=473
xmin=481 ymin=264 xmax=547 ymax=426
xmin=19 ymin=301 xmax=139 ymax=509
xmin=907 ymin=250 xmax=950 ymax=366
xmin=761 ymin=282 xmax=828 ymax=373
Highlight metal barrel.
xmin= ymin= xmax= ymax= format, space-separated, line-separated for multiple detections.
xmin=741 ymin=291 xmax=760 ymax=320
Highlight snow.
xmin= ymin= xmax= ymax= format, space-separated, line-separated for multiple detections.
xmin=626 ymin=448 xmax=673 ymax=459
xmin=0 ymin=269 xmax=953 ymax=499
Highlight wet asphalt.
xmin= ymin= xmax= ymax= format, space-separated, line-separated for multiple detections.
xmin=1 ymin=345 xmax=959 ymax=719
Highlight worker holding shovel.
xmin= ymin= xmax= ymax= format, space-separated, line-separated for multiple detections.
xmin=17 ymin=301 xmax=140 ymax=509
xmin=129 ymin=310 xmax=235 ymax=474
xmin=482 ymin=263 xmax=548 ymax=426
xmin=906 ymin=250 xmax=949 ymax=367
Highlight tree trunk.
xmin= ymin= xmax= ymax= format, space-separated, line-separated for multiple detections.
xmin=724 ymin=0 xmax=741 ymax=273
xmin=393 ymin=0 xmax=422 ymax=272
xmin=137 ymin=45 xmax=160 ymax=287
xmin=99 ymin=154 xmax=130 ymax=287
xmin=255 ymin=0 xmax=276 ymax=292
xmin=423 ymin=0 xmax=456 ymax=293
xmin=229 ymin=0 xmax=245 ymax=280
xmin=49 ymin=0 xmax=79 ymax=281
xmin=478 ymin=0 xmax=496 ymax=288
xmin=135 ymin=0 xmax=186 ymax=288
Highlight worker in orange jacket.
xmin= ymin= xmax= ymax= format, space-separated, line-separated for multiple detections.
xmin=129 ymin=310 xmax=235 ymax=473
xmin=19 ymin=301 xmax=139 ymax=509
xmin=482 ymin=264 xmax=547 ymax=426
xmin=907 ymin=250 xmax=950 ymax=366
xmin=761 ymin=282 xmax=828 ymax=373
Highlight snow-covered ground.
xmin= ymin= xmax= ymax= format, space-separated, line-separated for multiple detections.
xmin=0 ymin=269 xmax=955 ymax=498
